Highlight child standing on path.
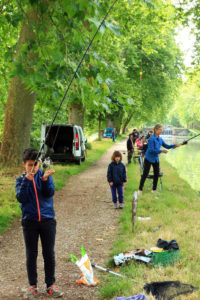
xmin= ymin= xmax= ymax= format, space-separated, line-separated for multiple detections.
xmin=15 ymin=148 xmax=63 ymax=299
xmin=107 ymin=151 xmax=127 ymax=209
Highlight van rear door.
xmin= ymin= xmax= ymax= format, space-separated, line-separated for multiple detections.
xmin=73 ymin=126 xmax=81 ymax=158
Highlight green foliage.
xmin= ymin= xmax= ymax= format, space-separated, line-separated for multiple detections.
xmin=85 ymin=142 xmax=92 ymax=150
xmin=0 ymin=0 xmax=184 ymax=144
xmin=168 ymin=67 xmax=200 ymax=129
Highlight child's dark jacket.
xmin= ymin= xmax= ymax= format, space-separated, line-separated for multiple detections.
xmin=107 ymin=161 xmax=127 ymax=186
xmin=15 ymin=169 xmax=55 ymax=221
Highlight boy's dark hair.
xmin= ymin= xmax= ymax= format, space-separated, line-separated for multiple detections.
xmin=111 ymin=151 xmax=122 ymax=161
xmin=23 ymin=148 xmax=39 ymax=163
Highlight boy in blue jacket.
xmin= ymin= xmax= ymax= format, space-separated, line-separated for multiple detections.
xmin=15 ymin=148 xmax=63 ymax=298
xmin=107 ymin=151 xmax=127 ymax=209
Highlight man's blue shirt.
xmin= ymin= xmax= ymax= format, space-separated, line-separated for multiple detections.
xmin=145 ymin=134 xmax=175 ymax=163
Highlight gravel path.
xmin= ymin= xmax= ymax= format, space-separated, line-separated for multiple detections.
xmin=0 ymin=139 xmax=127 ymax=300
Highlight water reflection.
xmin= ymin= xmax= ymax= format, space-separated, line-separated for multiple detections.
xmin=161 ymin=136 xmax=200 ymax=191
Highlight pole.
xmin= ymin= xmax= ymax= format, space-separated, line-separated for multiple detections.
xmin=132 ymin=191 xmax=138 ymax=233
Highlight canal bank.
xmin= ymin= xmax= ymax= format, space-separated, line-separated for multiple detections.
xmin=99 ymin=156 xmax=200 ymax=299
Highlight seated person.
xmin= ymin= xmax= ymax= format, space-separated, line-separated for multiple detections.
xmin=136 ymin=136 xmax=145 ymax=150
xmin=136 ymin=136 xmax=148 ymax=155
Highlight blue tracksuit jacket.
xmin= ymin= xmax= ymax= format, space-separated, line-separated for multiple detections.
xmin=15 ymin=169 xmax=55 ymax=221
xmin=145 ymin=134 xmax=175 ymax=163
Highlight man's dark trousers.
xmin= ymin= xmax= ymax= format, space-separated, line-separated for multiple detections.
xmin=22 ymin=218 xmax=56 ymax=288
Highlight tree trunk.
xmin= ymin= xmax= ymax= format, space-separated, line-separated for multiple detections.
xmin=122 ymin=111 xmax=134 ymax=134
xmin=0 ymin=78 xmax=36 ymax=166
xmin=0 ymin=9 xmax=38 ymax=166
xmin=98 ymin=114 xmax=102 ymax=140
xmin=68 ymin=101 xmax=85 ymax=128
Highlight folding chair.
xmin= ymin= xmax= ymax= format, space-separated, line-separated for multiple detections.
xmin=133 ymin=149 xmax=142 ymax=164
xmin=139 ymin=155 xmax=163 ymax=191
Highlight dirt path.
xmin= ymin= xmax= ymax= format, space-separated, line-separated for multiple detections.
xmin=0 ymin=140 xmax=127 ymax=300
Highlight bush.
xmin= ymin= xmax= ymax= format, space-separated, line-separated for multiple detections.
xmin=86 ymin=142 xmax=92 ymax=150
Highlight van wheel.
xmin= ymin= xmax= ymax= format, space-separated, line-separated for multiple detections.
xmin=76 ymin=159 xmax=81 ymax=165
xmin=81 ymin=155 xmax=85 ymax=162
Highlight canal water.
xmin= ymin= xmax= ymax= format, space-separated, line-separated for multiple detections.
xmin=160 ymin=135 xmax=200 ymax=192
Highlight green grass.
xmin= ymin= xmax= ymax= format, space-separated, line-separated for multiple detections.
xmin=98 ymin=158 xmax=200 ymax=300
xmin=0 ymin=138 xmax=114 ymax=233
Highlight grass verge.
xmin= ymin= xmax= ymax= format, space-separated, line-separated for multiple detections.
xmin=98 ymin=158 xmax=200 ymax=299
xmin=0 ymin=138 xmax=114 ymax=233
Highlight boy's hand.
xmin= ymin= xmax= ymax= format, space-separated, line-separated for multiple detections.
xmin=109 ymin=182 xmax=113 ymax=186
xmin=42 ymin=169 xmax=55 ymax=181
xmin=25 ymin=172 xmax=35 ymax=180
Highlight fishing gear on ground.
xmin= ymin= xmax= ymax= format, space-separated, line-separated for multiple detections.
xmin=71 ymin=247 xmax=99 ymax=286
xmin=115 ymin=294 xmax=146 ymax=300
xmin=144 ymin=281 xmax=198 ymax=300
xmin=114 ymin=249 xmax=152 ymax=266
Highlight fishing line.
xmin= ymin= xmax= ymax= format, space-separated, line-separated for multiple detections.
xmin=32 ymin=0 xmax=119 ymax=170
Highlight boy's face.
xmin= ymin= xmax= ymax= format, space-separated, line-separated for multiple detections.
xmin=23 ymin=160 xmax=40 ymax=175
xmin=115 ymin=156 xmax=121 ymax=163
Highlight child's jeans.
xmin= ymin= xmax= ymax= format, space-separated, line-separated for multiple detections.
xmin=22 ymin=218 xmax=56 ymax=288
xmin=110 ymin=185 xmax=123 ymax=203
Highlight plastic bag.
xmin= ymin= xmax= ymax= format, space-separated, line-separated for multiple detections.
xmin=71 ymin=247 xmax=99 ymax=286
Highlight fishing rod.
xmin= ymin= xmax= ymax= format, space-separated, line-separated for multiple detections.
xmin=31 ymin=0 xmax=119 ymax=170
xmin=182 ymin=133 xmax=200 ymax=145
xmin=91 ymin=263 xmax=139 ymax=283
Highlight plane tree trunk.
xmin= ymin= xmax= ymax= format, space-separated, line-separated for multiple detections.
xmin=0 ymin=9 xmax=38 ymax=166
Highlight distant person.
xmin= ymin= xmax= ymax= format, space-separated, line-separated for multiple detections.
xmin=132 ymin=129 xmax=139 ymax=143
xmin=112 ymin=128 xmax=116 ymax=142
xmin=127 ymin=134 xmax=134 ymax=164
xmin=15 ymin=148 xmax=63 ymax=299
xmin=139 ymin=131 xmax=143 ymax=138
xmin=107 ymin=151 xmax=127 ymax=209
xmin=138 ymin=124 xmax=181 ymax=195
xmin=145 ymin=130 xmax=153 ymax=140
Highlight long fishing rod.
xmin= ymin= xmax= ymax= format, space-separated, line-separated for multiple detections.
xmin=33 ymin=0 xmax=119 ymax=169
xmin=91 ymin=263 xmax=139 ymax=283
xmin=182 ymin=133 xmax=200 ymax=145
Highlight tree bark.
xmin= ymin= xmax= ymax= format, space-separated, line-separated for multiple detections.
xmin=0 ymin=9 xmax=38 ymax=166
xmin=98 ymin=114 xmax=102 ymax=140
xmin=68 ymin=101 xmax=85 ymax=128
xmin=122 ymin=111 xmax=134 ymax=134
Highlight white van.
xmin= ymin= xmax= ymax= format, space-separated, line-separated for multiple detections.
xmin=41 ymin=123 xmax=87 ymax=165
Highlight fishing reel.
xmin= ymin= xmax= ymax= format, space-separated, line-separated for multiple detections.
xmin=40 ymin=156 xmax=53 ymax=171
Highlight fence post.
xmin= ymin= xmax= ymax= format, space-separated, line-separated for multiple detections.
xmin=132 ymin=191 xmax=138 ymax=233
